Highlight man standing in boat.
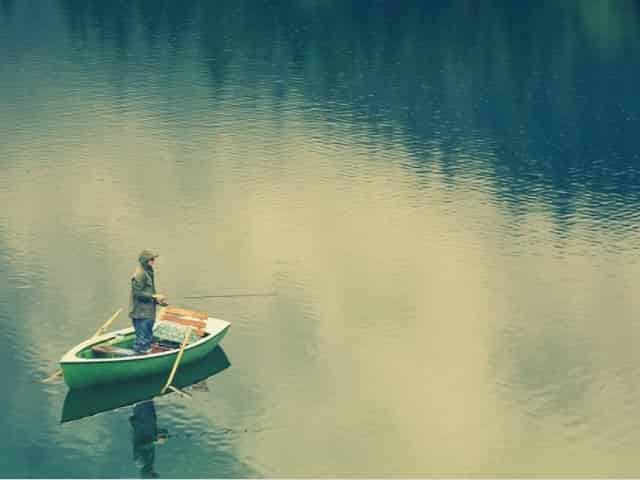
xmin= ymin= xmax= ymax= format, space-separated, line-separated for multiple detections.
xmin=129 ymin=250 xmax=167 ymax=353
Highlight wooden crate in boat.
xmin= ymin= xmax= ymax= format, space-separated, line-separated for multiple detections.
xmin=158 ymin=306 xmax=208 ymax=337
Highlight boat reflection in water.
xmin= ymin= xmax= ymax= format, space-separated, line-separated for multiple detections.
xmin=61 ymin=347 xmax=231 ymax=477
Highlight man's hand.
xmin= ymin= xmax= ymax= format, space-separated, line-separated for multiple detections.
xmin=153 ymin=294 xmax=167 ymax=305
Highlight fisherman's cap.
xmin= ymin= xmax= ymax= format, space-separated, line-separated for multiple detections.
xmin=139 ymin=249 xmax=159 ymax=261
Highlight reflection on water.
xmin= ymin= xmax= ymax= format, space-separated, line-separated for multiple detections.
xmin=130 ymin=400 xmax=166 ymax=479
xmin=57 ymin=348 xmax=253 ymax=478
xmin=1 ymin=0 xmax=640 ymax=477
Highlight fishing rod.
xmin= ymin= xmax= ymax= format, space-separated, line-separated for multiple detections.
xmin=180 ymin=292 xmax=277 ymax=300
xmin=161 ymin=426 xmax=272 ymax=439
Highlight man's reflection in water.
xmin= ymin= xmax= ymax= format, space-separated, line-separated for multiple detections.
xmin=130 ymin=400 xmax=168 ymax=478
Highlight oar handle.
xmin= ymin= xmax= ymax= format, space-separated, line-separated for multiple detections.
xmin=91 ymin=308 xmax=123 ymax=339
xmin=42 ymin=308 xmax=123 ymax=383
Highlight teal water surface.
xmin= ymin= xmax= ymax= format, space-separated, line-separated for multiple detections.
xmin=1 ymin=0 xmax=640 ymax=477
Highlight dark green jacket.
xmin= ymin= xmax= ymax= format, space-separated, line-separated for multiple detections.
xmin=129 ymin=255 xmax=157 ymax=320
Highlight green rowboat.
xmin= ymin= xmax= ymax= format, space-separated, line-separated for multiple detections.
xmin=60 ymin=317 xmax=230 ymax=389
xmin=61 ymin=346 xmax=230 ymax=423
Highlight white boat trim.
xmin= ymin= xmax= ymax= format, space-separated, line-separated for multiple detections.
xmin=60 ymin=317 xmax=230 ymax=364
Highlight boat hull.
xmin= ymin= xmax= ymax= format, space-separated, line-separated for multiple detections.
xmin=61 ymin=346 xmax=231 ymax=423
xmin=60 ymin=318 xmax=230 ymax=389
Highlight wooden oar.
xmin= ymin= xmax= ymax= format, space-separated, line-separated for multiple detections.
xmin=91 ymin=308 xmax=123 ymax=338
xmin=161 ymin=327 xmax=193 ymax=398
xmin=42 ymin=308 xmax=123 ymax=383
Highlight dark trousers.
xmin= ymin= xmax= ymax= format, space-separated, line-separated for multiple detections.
xmin=132 ymin=318 xmax=154 ymax=352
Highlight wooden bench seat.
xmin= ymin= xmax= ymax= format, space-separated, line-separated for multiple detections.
xmin=92 ymin=344 xmax=137 ymax=358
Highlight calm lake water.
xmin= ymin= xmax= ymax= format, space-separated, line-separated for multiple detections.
xmin=1 ymin=0 xmax=640 ymax=477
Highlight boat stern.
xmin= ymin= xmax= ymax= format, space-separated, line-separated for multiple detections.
xmin=206 ymin=317 xmax=231 ymax=337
